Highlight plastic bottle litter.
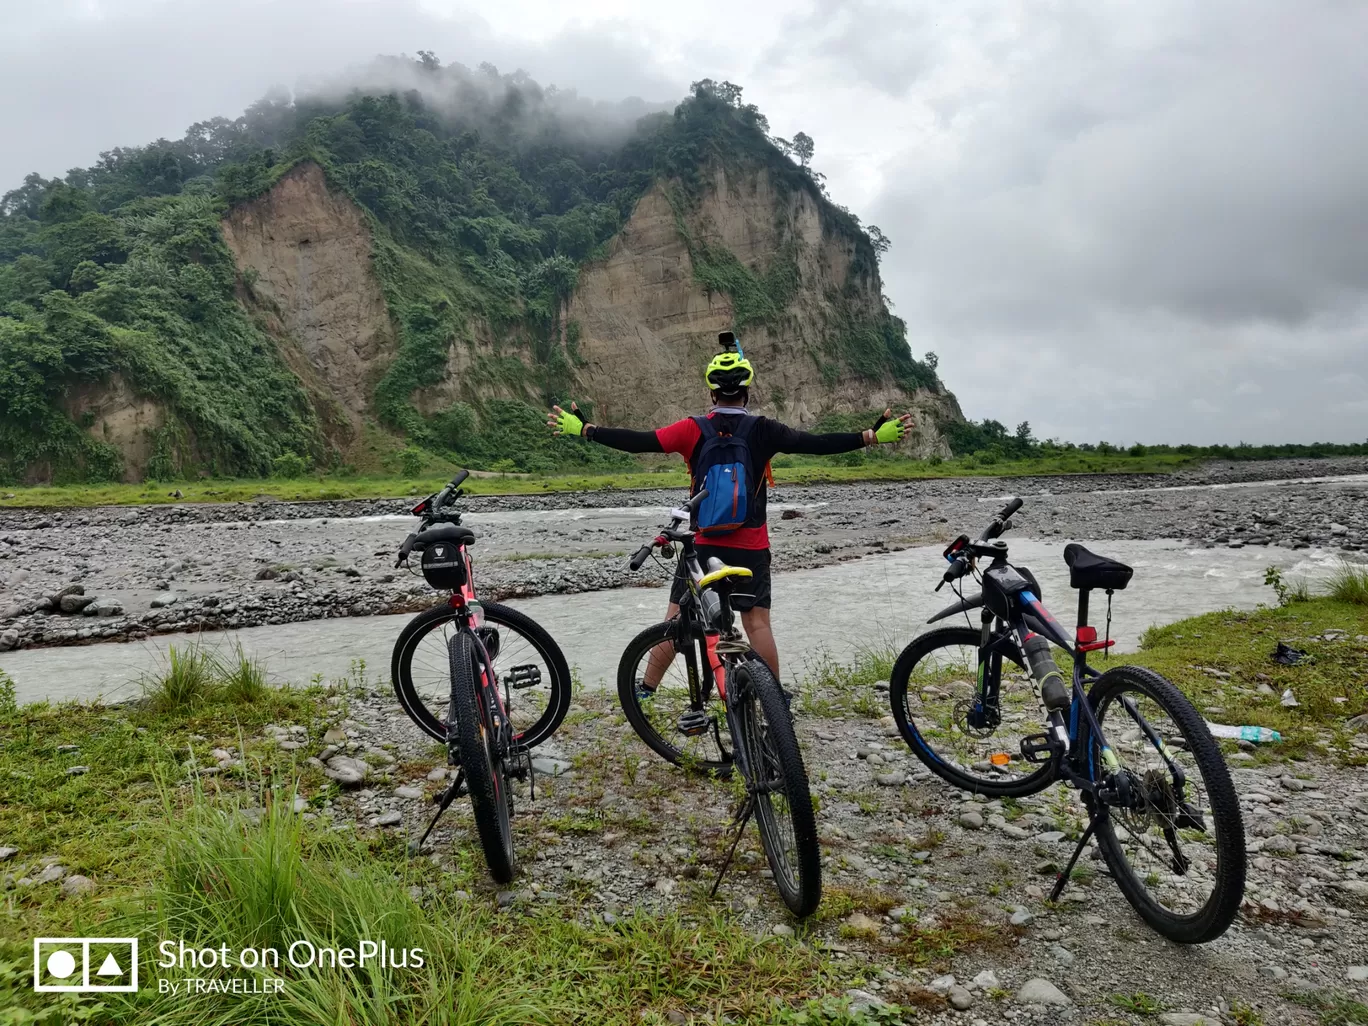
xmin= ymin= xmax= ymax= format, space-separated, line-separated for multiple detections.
xmin=1205 ymin=721 xmax=1282 ymax=744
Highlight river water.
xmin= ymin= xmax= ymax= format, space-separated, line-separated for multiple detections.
xmin=1 ymin=536 xmax=1347 ymax=706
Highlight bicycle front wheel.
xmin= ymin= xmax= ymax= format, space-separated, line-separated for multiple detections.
xmin=1085 ymin=665 xmax=1245 ymax=944
xmin=731 ymin=658 xmax=821 ymax=918
xmin=889 ymin=626 xmax=1055 ymax=797
xmin=394 ymin=600 xmax=571 ymax=748
xmin=617 ymin=620 xmax=733 ymax=775
xmin=448 ymin=631 xmax=515 ymax=883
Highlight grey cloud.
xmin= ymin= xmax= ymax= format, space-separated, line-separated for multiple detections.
xmin=0 ymin=0 xmax=679 ymax=188
xmin=864 ymin=0 xmax=1368 ymax=442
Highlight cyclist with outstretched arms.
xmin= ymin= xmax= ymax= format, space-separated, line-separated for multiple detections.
xmin=547 ymin=331 xmax=913 ymax=697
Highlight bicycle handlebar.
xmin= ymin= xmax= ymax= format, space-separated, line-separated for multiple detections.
xmin=977 ymin=496 xmax=1023 ymax=541
xmin=626 ymin=490 xmax=710 ymax=571
xmin=432 ymin=469 xmax=471 ymax=511
xmin=935 ymin=498 xmax=1023 ymax=590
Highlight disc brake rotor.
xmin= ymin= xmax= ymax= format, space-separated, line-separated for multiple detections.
xmin=1118 ymin=767 xmax=1180 ymax=834
xmin=953 ymin=698 xmax=998 ymax=738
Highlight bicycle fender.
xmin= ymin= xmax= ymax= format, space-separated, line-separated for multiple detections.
xmin=927 ymin=592 xmax=985 ymax=623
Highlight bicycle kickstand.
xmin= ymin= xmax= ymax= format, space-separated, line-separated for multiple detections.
xmin=709 ymin=796 xmax=756 ymax=900
xmin=413 ymin=768 xmax=467 ymax=854
xmin=1049 ymin=819 xmax=1098 ymax=903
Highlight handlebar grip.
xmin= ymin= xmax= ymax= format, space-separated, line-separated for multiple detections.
xmin=942 ymin=555 xmax=971 ymax=584
xmin=396 ymin=532 xmax=419 ymax=566
xmin=686 ymin=489 xmax=709 ymax=512
xmin=628 ymin=544 xmax=653 ymax=571
xmin=978 ymin=496 xmax=1024 ymax=541
xmin=451 ymin=469 xmax=470 ymax=490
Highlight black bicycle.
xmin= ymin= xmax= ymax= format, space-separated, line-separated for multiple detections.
xmin=617 ymin=492 xmax=820 ymax=918
xmin=391 ymin=470 xmax=572 ymax=882
xmin=888 ymin=498 xmax=1245 ymax=943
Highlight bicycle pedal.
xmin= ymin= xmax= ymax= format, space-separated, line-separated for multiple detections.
xmin=1020 ymin=733 xmax=1062 ymax=764
xmin=506 ymin=664 xmax=542 ymax=689
xmin=676 ymin=710 xmax=711 ymax=737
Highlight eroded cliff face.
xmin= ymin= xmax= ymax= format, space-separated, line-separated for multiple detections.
xmin=565 ymin=167 xmax=960 ymax=455
xmin=56 ymin=375 xmax=167 ymax=481
xmin=220 ymin=162 xmax=396 ymax=439
xmin=209 ymin=160 xmax=959 ymax=462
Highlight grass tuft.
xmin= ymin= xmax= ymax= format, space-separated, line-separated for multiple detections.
xmin=143 ymin=644 xmax=221 ymax=712
xmin=1327 ymin=561 xmax=1368 ymax=606
xmin=218 ymin=642 xmax=269 ymax=705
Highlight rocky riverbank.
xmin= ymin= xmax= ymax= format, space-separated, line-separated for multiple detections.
xmin=1 ymin=458 xmax=1365 ymax=653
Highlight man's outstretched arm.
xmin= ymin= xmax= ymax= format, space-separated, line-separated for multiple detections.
xmin=764 ymin=410 xmax=915 ymax=455
xmin=547 ymin=403 xmax=665 ymax=453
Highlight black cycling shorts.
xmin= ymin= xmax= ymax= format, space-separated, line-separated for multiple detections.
xmin=669 ymin=545 xmax=772 ymax=611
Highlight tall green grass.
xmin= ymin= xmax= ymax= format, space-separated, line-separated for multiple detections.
xmin=110 ymin=795 xmax=544 ymax=1026
xmin=1328 ymin=561 xmax=1368 ymax=606
xmin=141 ymin=642 xmax=271 ymax=711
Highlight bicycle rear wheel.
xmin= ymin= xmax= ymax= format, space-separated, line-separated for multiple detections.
xmin=889 ymin=626 xmax=1056 ymax=797
xmin=448 ymin=631 xmax=515 ymax=883
xmin=394 ymin=600 xmax=571 ymax=748
xmin=617 ymin=620 xmax=733 ymax=775
xmin=1085 ymin=665 xmax=1245 ymax=944
xmin=731 ymin=658 xmax=821 ymax=918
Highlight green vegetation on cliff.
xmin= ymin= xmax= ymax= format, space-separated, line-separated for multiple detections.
xmin=0 ymin=56 xmax=935 ymax=484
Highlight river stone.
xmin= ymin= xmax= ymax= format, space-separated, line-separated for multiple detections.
xmin=875 ymin=772 xmax=905 ymax=787
xmin=846 ymin=912 xmax=880 ymax=934
xmin=1160 ymin=1015 xmax=1219 ymax=1026
xmin=323 ymin=728 xmax=348 ymax=744
xmin=532 ymin=757 xmax=573 ymax=777
xmin=64 ymin=766 xmax=88 ymax=776
xmin=928 ymin=974 xmax=956 ymax=994
xmin=0 ymin=629 xmax=17 ymax=651
xmin=771 ymin=923 xmax=794 ymax=937
xmin=394 ymin=786 xmax=423 ymax=800
xmin=948 ymin=985 xmax=974 ymax=1010
xmin=844 ymin=989 xmax=889 ymax=1012
xmin=0 ymin=847 xmax=16 ymax=861
xmin=59 ymin=594 xmax=95 ymax=614
xmin=1009 ymin=909 xmax=1035 ymax=927
xmin=1016 ymin=978 xmax=1071 ymax=1006
xmin=150 ymin=592 xmax=178 ymax=608
xmin=959 ymin=811 xmax=985 ymax=829
xmin=93 ymin=600 xmax=124 ymax=617
xmin=1347 ymin=966 xmax=1368 ymax=982
xmin=426 ymin=766 xmax=449 ymax=781
xmin=323 ymin=756 xmax=370 ymax=786
xmin=61 ymin=875 xmax=94 ymax=897
xmin=371 ymin=811 xmax=403 ymax=828
xmin=1263 ymin=834 xmax=1297 ymax=856
xmin=35 ymin=864 xmax=66 ymax=884
xmin=972 ymin=970 xmax=1000 ymax=990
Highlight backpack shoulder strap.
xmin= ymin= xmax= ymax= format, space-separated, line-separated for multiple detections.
xmin=730 ymin=414 xmax=759 ymax=442
xmin=692 ymin=415 xmax=719 ymax=440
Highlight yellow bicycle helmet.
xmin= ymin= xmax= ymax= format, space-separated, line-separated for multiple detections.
xmin=704 ymin=331 xmax=755 ymax=395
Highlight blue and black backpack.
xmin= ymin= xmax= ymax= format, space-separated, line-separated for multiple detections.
xmin=689 ymin=414 xmax=768 ymax=537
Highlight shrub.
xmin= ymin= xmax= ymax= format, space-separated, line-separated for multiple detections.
xmin=397 ymin=446 xmax=426 ymax=477
xmin=271 ymin=451 xmax=309 ymax=479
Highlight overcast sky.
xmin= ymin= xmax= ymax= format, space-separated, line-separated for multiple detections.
xmin=4 ymin=0 xmax=1365 ymax=445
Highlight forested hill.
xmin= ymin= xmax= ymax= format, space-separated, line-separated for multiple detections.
xmin=0 ymin=55 xmax=955 ymax=484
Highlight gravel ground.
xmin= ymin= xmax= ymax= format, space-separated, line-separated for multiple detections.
xmin=2 ymin=458 xmax=1366 ymax=653
xmin=94 ymin=664 xmax=1366 ymax=1025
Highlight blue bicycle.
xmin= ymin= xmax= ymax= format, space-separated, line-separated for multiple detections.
xmin=889 ymin=498 xmax=1246 ymax=943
